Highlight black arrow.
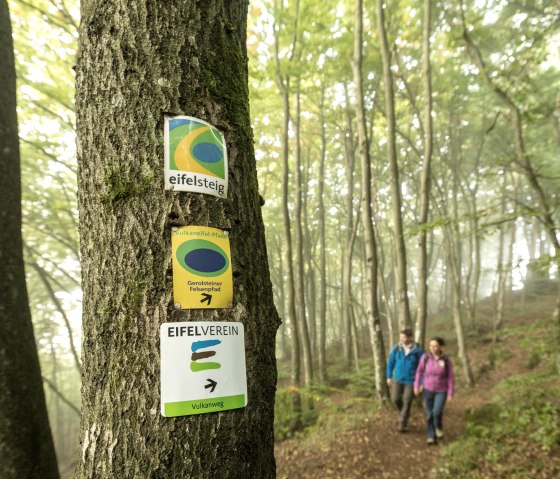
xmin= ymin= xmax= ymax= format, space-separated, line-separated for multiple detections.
xmin=200 ymin=293 xmax=212 ymax=305
xmin=205 ymin=378 xmax=217 ymax=393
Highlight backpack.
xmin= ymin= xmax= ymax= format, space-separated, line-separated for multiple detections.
xmin=419 ymin=353 xmax=449 ymax=378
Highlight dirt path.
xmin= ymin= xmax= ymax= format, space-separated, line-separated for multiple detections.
xmin=276 ymin=320 xmax=530 ymax=478
xmin=276 ymin=392 xmax=476 ymax=478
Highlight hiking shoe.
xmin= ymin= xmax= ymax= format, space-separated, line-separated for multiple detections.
xmin=436 ymin=428 xmax=444 ymax=439
xmin=398 ymin=424 xmax=408 ymax=433
xmin=427 ymin=437 xmax=436 ymax=445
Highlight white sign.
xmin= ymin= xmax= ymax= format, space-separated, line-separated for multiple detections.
xmin=164 ymin=116 xmax=228 ymax=198
xmin=160 ymin=321 xmax=247 ymax=417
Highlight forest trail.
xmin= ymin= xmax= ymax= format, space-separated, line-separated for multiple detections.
xmin=275 ymin=311 xmax=532 ymax=478
xmin=275 ymin=385 xmax=483 ymax=478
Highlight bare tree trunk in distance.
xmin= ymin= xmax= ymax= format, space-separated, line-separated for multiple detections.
xmin=415 ymin=0 xmax=433 ymax=347
xmin=75 ymin=1 xmax=280 ymax=476
xmin=274 ymin=0 xmax=301 ymax=386
xmin=444 ymin=166 xmax=475 ymax=386
xmin=0 ymin=2 xmax=59 ymax=477
xmin=376 ymin=0 xmax=412 ymax=332
xmin=342 ymin=88 xmax=358 ymax=367
xmin=294 ymin=85 xmax=313 ymax=385
xmin=494 ymin=174 xmax=508 ymax=340
xmin=318 ymin=86 xmax=328 ymax=381
xmin=353 ymin=0 xmax=389 ymax=405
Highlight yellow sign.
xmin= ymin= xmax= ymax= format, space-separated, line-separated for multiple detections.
xmin=172 ymin=226 xmax=233 ymax=309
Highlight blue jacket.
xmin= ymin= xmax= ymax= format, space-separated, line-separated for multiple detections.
xmin=386 ymin=342 xmax=424 ymax=384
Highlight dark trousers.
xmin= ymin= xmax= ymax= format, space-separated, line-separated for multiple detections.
xmin=391 ymin=381 xmax=414 ymax=427
xmin=422 ymin=389 xmax=447 ymax=439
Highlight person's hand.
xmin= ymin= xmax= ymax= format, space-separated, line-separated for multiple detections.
xmin=386 ymin=379 xmax=392 ymax=386
xmin=448 ymin=394 xmax=453 ymax=401
xmin=414 ymin=386 xmax=423 ymax=395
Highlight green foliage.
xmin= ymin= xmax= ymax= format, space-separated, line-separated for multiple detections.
xmin=275 ymin=359 xmax=379 ymax=442
xmin=437 ymin=309 xmax=560 ymax=478
xmin=437 ymin=372 xmax=560 ymax=478
xmin=327 ymin=358 xmax=375 ymax=397
xmin=274 ymin=386 xmax=319 ymax=441
xmin=487 ymin=345 xmax=512 ymax=369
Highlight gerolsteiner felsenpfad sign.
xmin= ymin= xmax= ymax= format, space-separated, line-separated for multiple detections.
xmin=171 ymin=225 xmax=233 ymax=309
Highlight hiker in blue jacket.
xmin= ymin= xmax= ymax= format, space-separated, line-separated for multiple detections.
xmin=386 ymin=329 xmax=424 ymax=432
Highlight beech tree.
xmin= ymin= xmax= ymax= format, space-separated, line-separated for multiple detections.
xmin=353 ymin=0 xmax=389 ymax=404
xmin=75 ymin=1 xmax=279 ymax=477
xmin=0 ymin=1 xmax=59 ymax=477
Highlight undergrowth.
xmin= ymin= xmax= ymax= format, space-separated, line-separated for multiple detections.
xmin=274 ymin=358 xmax=378 ymax=441
xmin=435 ymin=318 xmax=560 ymax=479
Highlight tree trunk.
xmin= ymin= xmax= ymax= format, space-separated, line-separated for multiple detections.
xmin=353 ymin=0 xmax=389 ymax=405
xmin=375 ymin=0 xmax=412 ymax=332
xmin=317 ymin=86 xmax=328 ymax=381
xmin=342 ymin=88 xmax=358 ymax=366
xmin=0 ymin=2 xmax=59 ymax=477
xmin=464 ymin=183 xmax=481 ymax=329
xmin=294 ymin=85 xmax=313 ymax=385
xmin=415 ymin=0 xmax=433 ymax=347
xmin=494 ymin=175 xmax=508 ymax=339
xmin=75 ymin=2 xmax=280 ymax=476
xmin=274 ymin=0 xmax=301 ymax=387
xmin=443 ymin=163 xmax=475 ymax=386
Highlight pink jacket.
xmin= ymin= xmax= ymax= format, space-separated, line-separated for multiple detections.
xmin=414 ymin=353 xmax=455 ymax=396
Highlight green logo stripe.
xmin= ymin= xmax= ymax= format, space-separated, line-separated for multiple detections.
xmin=190 ymin=361 xmax=221 ymax=372
xmin=164 ymin=394 xmax=246 ymax=417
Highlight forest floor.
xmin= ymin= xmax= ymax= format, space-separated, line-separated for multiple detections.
xmin=274 ymin=294 xmax=560 ymax=478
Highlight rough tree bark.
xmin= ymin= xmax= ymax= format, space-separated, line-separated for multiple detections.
xmin=75 ymin=1 xmax=280 ymax=477
xmin=0 ymin=1 xmax=59 ymax=477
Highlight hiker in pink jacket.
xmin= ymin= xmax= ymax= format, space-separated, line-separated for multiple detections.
xmin=414 ymin=337 xmax=455 ymax=445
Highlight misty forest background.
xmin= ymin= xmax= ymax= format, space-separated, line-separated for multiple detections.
xmin=6 ymin=0 xmax=560 ymax=476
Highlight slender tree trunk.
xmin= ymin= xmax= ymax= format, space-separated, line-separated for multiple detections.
xmin=280 ymin=84 xmax=301 ymax=385
xmin=442 ymin=164 xmax=475 ymax=386
xmin=494 ymin=175 xmax=508 ymax=339
xmin=318 ymin=86 xmax=328 ymax=381
xmin=75 ymin=2 xmax=280 ymax=476
xmin=464 ymin=187 xmax=481 ymax=329
xmin=448 ymin=249 xmax=474 ymax=386
xmin=0 ymin=2 xmax=59 ymax=476
xmin=26 ymin=253 xmax=82 ymax=374
xmin=274 ymin=0 xmax=301 ymax=387
xmin=294 ymin=85 xmax=313 ymax=385
xmin=274 ymin=239 xmax=290 ymax=361
xmin=375 ymin=0 xmax=412 ymax=332
xmin=302 ymin=155 xmax=317 ymax=358
xmin=415 ymin=0 xmax=433 ymax=347
xmin=342 ymin=89 xmax=357 ymax=366
xmin=353 ymin=0 xmax=389 ymax=405
xmin=351 ymin=309 xmax=361 ymax=372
